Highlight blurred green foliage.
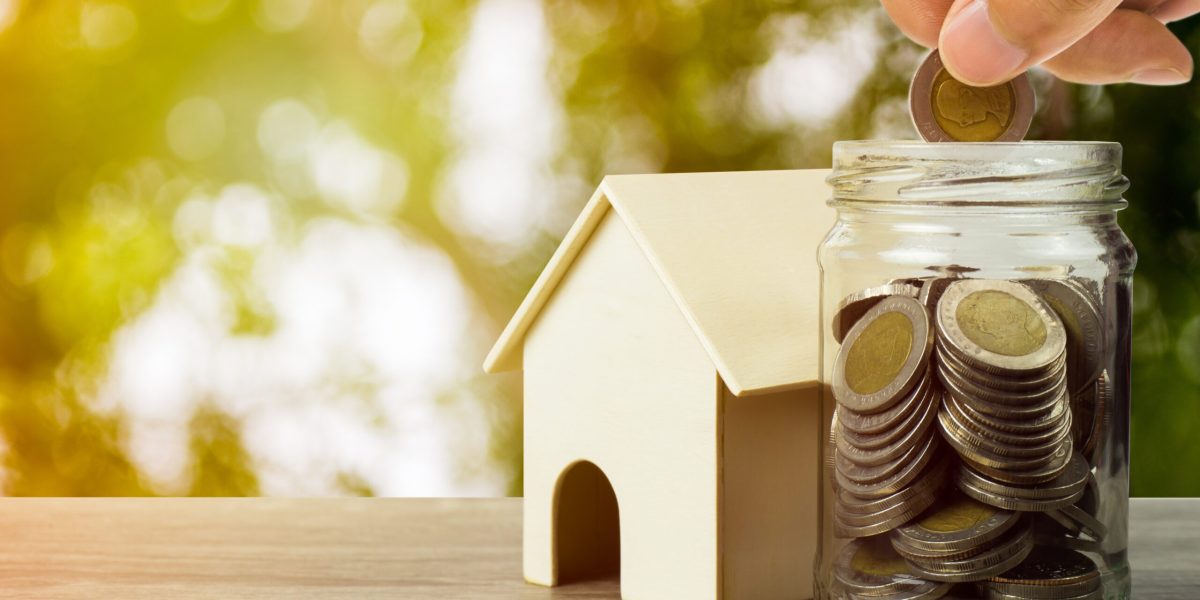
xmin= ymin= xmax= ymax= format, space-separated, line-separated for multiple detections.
xmin=0 ymin=0 xmax=1195 ymax=496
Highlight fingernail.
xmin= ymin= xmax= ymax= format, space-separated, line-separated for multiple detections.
xmin=940 ymin=0 xmax=1027 ymax=86
xmin=1130 ymin=68 xmax=1189 ymax=86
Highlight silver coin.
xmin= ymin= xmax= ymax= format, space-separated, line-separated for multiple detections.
xmin=948 ymin=392 xmax=1069 ymax=436
xmin=904 ymin=522 xmax=1034 ymax=583
xmin=1078 ymin=371 xmax=1111 ymax=463
xmin=939 ymin=399 xmax=1073 ymax=459
xmin=919 ymin=277 xmax=957 ymax=310
xmin=909 ymin=50 xmax=1035 ymax=143
xmin=833 ymin=537 xmax=953 ymax=597
xmin=981 ymin=545 xmax=1101 ymax=598
xmin=838 ymin=457 xmax=950 ymax=515
xmin=940 ymin=369 xmax=1066 ymax=420
xmin=957 ymin=453 xmax=1090 ymax=502
xmin=832 ymin=283 xmax=922 ymax=344
xmin=840 ymin=371 xmax=931 ymax=436
xmin=957 ymin=471 xmax=1084 ymax=512
xmin=836 ymin=434 xmax=942 ymax=499
xmin=967 ymin=441 xmax=1074 ymax=486
xmin=892 ymin=491 xmax=1022 ymax=553
xmin=1050 ymin=504 xmax=1108 ymax=541
xmin=834 ymin=296 xmax=934 ymax=414
xmin=838 ymin=385 xmax=940 ymax=467
xmin=835 ymin=489 xmax=939 ymax=539
xmin=944 ymin=393 xmax=1073 ymax=449
xmin=1023 ymin=278 xmax=1106 ymax=394
xmin=936 ymin=280 xmax=1067 ymax=376
xmin=841 ymin=379 xmax=937 ymax=451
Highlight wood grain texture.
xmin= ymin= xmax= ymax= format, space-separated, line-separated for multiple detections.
xmin=0 ymin=497 xmax=1191 ymax=599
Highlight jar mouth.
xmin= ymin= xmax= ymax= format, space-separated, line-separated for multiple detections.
xmin=829 ymin=140 xmax=1129 ymax=210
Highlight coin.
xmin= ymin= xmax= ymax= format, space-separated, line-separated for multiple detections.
xmin=967 ymin=441 xmax=1074 ymax=487
xmin=838 ymin=385 xmax=940 ymax=467
xmin=834 ymin=537 xmax=953 ymax=598
xmin=944 ymin=393 xmax=1072 ymax=449
xmin=918 ymin=277 xmax=957 ymax=310
xmin=980 ymin=546 xmax=1101 ymax=599
xmin=904 ymin=521 xmax=1034 ymax=583
xmin=938 ymin=398 xmax=1072 ymax=459
xmin=839 ymin=371 xmax=930 ymax=436
xmin=1077 ymin=371 xmax=1111 ymax=463
xmin=937 ymin=280 xmax=1066 ymax=376
xmin=1049 ymin=503 xmax=1108 ymax=542
xmin=957 ymin=470 xmax=1084 ymax=512
xmin=1024 ymin=278 xmax=1105 ymax=393
xmin=834 ymin=296 xmax=933 ymax=413
xmin=836 ymin=433 xmax=941 ymax=499
xmin=838 ymin=457 xmax=949 ymax=515
xmin=949 ymin=392 xmax=1069 ymax=436
xmin=892 ymin=492 xmax=1021 ymax=553
xmin=833 ymin=283 xmax=922 ymax=344
xmin=956 ymin=453 xmax=1090 ymax=502
xmin=909 ymin=50 xmax=1035 ymax=143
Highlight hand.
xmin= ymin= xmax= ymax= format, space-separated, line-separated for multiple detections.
xmin=882 ymin=0 xmax=1197 ymax=86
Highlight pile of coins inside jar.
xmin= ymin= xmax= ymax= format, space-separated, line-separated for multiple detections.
xmin=828 ymin=274 xmax=1110 ymax=600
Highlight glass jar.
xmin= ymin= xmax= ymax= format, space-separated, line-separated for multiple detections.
xmin=814 ymin=142 xmax=1134 ymax=600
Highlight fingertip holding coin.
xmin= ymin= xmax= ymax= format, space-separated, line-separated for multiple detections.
xmin=910 ymin=50 xmax=1035 ymax=143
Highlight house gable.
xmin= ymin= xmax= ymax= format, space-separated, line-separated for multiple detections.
xmin=485 ymin=169 xmax=834 ymax=397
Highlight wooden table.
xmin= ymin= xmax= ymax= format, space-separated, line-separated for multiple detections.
xmin=0 ymin=497 xmax=1191 ymax=598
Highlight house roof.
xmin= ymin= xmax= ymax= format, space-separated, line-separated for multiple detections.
xmin=483 ymin=169 xmax=836 ymax=397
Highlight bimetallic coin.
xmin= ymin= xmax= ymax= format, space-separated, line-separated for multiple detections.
xmin=1079 ymin=371 xmax=1112 ymax=462
xmin=892 ymin=492 xmax=1021 ymax=553
xmin=936 ymin=280 xmax=1066 ymax=376
xmin=839 ymin=371 xmax=931 ymax=436
xmin=838 ymin=456 xmax=950 ymax=516
xmin=834 ymin=296 xmax=934 ymax=414
xmin=918 ymin=277 xmax=957 ymax=310
xmin=956 ymin=453 xmax=1090 ymax=502
xmin=836 ymin=433 xmax=941 ymax=499
xmin=833 ymin=537 xmax=953 ymax=598
xmin=1024 ymin=278 xmax=1105 ymax=393
xmin=967 ymin=441 xmax=1074 ymax=487
xmin=841 ymin=378 xmax=936 ymax=450
xmin=949 ymin=392 xmax=1069 ymax=436
xmin=981 ymin=590 xmax=1101 ymax=600
xmin=909 ymin=50 xmax=1034 ymax=143
xmin=1050 ymin=504 xmax=1108 ymax=541
xmin=940 ymin=370 xmax=1066 ymax=420
xmin=981 ymin=546 xmax=1101 ymax=598
xmin=944 ymin=394 xmax=1073 ymax=449
xmin=835 ymin=490 xmax=939 ymax=538
xmin=832 ymin=283 xmax=922 ymax=344
xmin=838 ymin=385 xmax=940 ymax=467
xmin=937 ymin=337 xmax=1068 ymax=396
xmin=904 ymin=522 xmax=1035 ymax=583
xmin=938 ymin=399 xmax=1072 ymax=459
xmin=957 ymin=471 xmax=1084 ymax=512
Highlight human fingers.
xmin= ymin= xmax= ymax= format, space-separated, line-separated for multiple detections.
xmin=879 ymin=0 xmax=955 ymax=47
xmin=1042 ymin=8 xmax=1193 ymax=84
xmin=938 ymin=0 xmax=1124 ymax=86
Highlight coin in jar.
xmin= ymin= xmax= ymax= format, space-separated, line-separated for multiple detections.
xmin=936 ymin=280 xmax=1066 ymax=376
xmin=978 ymin=546 xmax=1101 ymax=599
xmin=834 ymin=296 xmax=933 ymax=414
xmin=909 ymin=50 xmax=1035 ymax=143
xmin=892 ymin=492 xmax=1021 ymax=554
xmin=832 ymin=283 xmax=922 ymax=344
xmin=903 ymin=520 xmax=1035 ymax=583
xmin=1023 ymin=278 xmax=1105 ymax=393
xmin=833 ymin=537 xmax=953 ymax=598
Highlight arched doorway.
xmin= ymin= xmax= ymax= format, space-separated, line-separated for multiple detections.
xmin=554 ymin=460 xmax=620 ymax=584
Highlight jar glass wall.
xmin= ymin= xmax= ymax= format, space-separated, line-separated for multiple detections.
xmin=814 ymin=142 xmax=1135 ymax=600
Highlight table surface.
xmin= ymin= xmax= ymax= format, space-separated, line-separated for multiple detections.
xmin=0 ymin=497 xmax=1191 ymax=599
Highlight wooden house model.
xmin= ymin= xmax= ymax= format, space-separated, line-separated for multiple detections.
xmin=484 ymin=169 xmax=835 ymax=599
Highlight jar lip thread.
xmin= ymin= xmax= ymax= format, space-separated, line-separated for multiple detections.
xmin=828 ymin=140 xmax=1128 ymax=210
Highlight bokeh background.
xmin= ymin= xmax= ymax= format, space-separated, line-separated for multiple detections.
xmin=0 ymin=0 xmax=1196 ymax=497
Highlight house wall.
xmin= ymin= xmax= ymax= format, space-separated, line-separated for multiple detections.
xmin=720 ymin=384 xmax=820 ymax=599
xmin=523 ymin=210 xmax=722 ymax=599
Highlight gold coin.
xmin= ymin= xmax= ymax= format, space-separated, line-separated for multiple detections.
xmin=850 ymin=536 xmax=910 ymax=577
xmin=908 ymin=50 xmax=1034 ymax=143
xmin=931 ymin=70 xmax=1014 ymax=142
xmin=846 ymin=311 xmax=915 ymax=395
xmin=956 ymin=290 xmax=1047 ymax=357
xmin=917 ymin=495 xmax=996 ymax=533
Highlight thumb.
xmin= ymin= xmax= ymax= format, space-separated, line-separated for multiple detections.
xmin=938 ymin=0 xmax=1122 ymax=86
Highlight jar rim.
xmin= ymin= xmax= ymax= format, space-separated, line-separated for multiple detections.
xmin=829 ymin=140 xmax=1128 ymax=210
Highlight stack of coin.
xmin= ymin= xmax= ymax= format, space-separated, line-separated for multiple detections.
xmin=831 ymin=295 xmax=946 ymax=537
xmin=933 ymin=280 xmax=1077 ymax=502
xmin=977 ymin=546 xmax=1102 ymax=599
xmin=833 ymin=536 xmax=952 ymax=599
xmin=890 ymin=492 xmax=1034 ymax=583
